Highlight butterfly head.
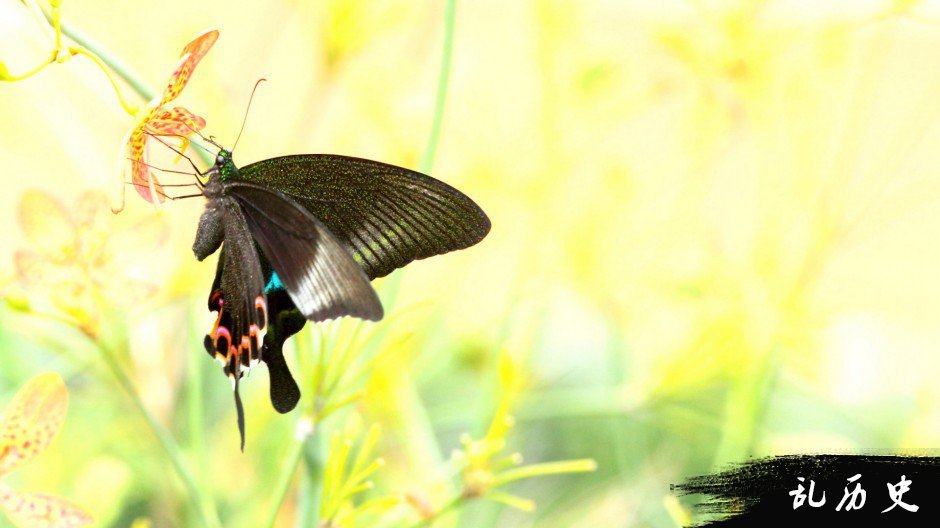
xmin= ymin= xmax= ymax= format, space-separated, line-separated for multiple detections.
xmin=214 ymin=149 xmax=240 ymax=181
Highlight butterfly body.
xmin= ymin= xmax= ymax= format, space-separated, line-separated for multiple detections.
xmin=192 ymin=149 xmax=490 ymax=449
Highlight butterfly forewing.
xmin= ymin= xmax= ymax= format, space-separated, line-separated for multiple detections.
xmin=227 ymin=181 xmax=384 ymax=322
xmin=237 ymin=154 xmax=491 ymax=280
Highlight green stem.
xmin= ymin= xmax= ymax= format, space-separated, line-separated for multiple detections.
xmin=380 ymin=0 xmax=458 ymax=323
xmin=22 ymin=0 xmax=55 ymax=44
xmin=95 ymin=337 xmax=222 ymax=528
xmin=711 ymin=346 xmax=777 ymax=468
xmin=300 ymin=432 xmax=326 ymax=527
xmin=418 ymin=0 xmax=458 ymax=175
xmin=264 ymin=330 xmax=324 ymax=527
xmin=490 ymin=459 xmax=597 ymax=487
xmin=186 ymin=306 xmax=210 ymax=502
xmin=55 ymin=18 xmax=154 ymax=101
xmin=264 ymin=432 xmax=308 ymax=528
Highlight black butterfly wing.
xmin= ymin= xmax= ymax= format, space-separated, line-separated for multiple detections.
xmin=197 ymin=198 xmax=268 ymax=451
xmin=201 ymin=242 xmax=303 ymax=417
xmin=257 ymin=278 xmax=305 ymax=414
xmin=225 ymin=180 xmax=384 ymax=323
xmin=199 ymin=155 xmax=488 ymax=420
xmin=237 ymin=154 xmax=491 ymax=280
xmin=197 ymin=181 xmax=383 ymax=434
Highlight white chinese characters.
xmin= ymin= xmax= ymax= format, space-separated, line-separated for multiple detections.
xmin=789 ymin=477 xmax=826 ymax=508
xmin=836 ymin=474 xmax=866 ymax=511
xmin=882 ymin=475 xmax=919 ymax=513
xmin=790 ymin=474 xmax=919 ymax=513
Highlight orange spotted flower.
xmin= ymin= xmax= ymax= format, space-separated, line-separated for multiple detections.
xmin=0 ymin=373 xmax=92 ymax=528
xmin=14 ymin=189 xmax=166 ymax=337
xmin=113 ymin=28 xmax=218 ymax=213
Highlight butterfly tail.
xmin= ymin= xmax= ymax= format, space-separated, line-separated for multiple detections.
xmin=260 ymin=288 xmax=306 ymax=413
xmin=260 ymin=282 xmax=307 ymax=414
xmin=263 ymin=348 xmax=301 ymax=414
xmin=234 ymin=372 xmax=246 ymax=452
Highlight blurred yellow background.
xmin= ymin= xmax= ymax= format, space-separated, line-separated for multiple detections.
xmin=4 ymin=0 xmax=940 ymax=526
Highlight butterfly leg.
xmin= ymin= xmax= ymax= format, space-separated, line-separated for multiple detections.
xmin=125 ymin=181 xmax=203 ymax=201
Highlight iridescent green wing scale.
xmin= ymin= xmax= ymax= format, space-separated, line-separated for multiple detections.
xmin=236 ymin=154 xmax=491 ymax=280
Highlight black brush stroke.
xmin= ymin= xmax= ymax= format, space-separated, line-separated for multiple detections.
xmin=674 ymin=454 xmax=940 ymax=526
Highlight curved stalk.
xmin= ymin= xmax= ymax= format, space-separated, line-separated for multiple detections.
xmin=93 ymin=336 xmax=222 ymax=528
xmin=418 ymin=0 xmax=458 ymax=175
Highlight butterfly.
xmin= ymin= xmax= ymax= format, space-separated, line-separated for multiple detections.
xmin=185 ymin=147 xmax=490 ymax=449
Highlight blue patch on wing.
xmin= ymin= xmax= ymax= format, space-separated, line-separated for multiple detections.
xmin=265 ymin=272 xmax=284 ymax=294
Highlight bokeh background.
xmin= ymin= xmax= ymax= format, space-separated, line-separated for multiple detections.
xmin=4 ymin=0 xmax=940 ymax=526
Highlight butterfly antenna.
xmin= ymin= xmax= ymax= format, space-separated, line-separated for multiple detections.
xmin=186 ymin=137 xmax=215 ymax=156
xmin=232 ymin=78 xmax=267 ymax=152
xmin=144 ymin=131 xmax=203 ymax=175
xmin=207 ymin=135 xmax=224 ymax=150
xmin=171 ymin=121 xmax=218 ymax=155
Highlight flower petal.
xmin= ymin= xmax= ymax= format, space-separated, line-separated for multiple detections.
xmin=0 ymin=373 xmax=68 ymax=477
xmin=146 ymin=107 xmax=207 ymax=137
xmin=110 ymin=129 xmax=134 ymax=213
xmin=161 ymin=28 xmax=218 ymax=104
xmin=17 ymin=191 xmax=73 ymax=256
xmin=73 ymin=192 xmax=110 ymax=233
xmin=127 ymin=132 xmax=165 ymax=205
xmin=0 ymin=485 xmax=93 ymax=528
xmin=15 ymin=249 xmax=72 ymax=289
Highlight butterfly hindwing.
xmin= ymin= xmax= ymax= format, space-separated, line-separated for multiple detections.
xmin=204 ymin=250 xmax=302 ymax=416
xmin=227 ymin=180 xmax=384 ymax=323
xmin=238 ymin=154 xmax=491 ymax=280
xmin=199 ymin=197 xmax=269 ymax=450
xmin=216 ymin=198 xmax=267 ymax=371
xmin=259 ymin=278 xmax=305 ymax=414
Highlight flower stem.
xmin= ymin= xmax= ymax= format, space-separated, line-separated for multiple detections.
xmin=263 ymin=331 xmax=323 ymax=527
xmin=94 ymin=337 xmax=222 ymax=528
xmin=186 ymin=309 xmax=210 ymax=499
xmin=380 ymin=0 xmax=458 ymax=326
xmin=1 ymin=54 xmax=54 ymax=81
xmin=263 ymin=433 xmax=308 ymax=528
xmin=68 ymin=46 xmax=139 ymax=115
xmin=491 ymin=459 xmax=598 ymax=487
xmin=299 ymin=431 xmax=327 ymax=527
xmin=22 ymin=0 xmax=55 ymax=44
xmin=52 ymin=16 xmax=154 ymax=102
xmin=418 ymin=0 xmax=458 ymax=175
xmin=17 ymin=0 xmax=147 ymax=112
